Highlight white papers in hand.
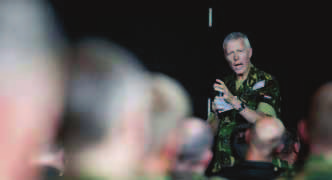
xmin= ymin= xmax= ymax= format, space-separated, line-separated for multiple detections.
xmin=215 ymin=97 xmax=234 ymax=113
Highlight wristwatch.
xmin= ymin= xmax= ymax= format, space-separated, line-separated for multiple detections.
xmin=234 ymin=96 xmax=245 ymax=112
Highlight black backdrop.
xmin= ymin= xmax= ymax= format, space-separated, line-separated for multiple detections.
xmin=50 ymin=0 xmax=330 ymax=132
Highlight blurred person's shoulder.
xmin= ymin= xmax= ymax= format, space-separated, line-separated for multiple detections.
xmin=248 ymin=66 xmax=279 ymax=90
xmin=208 ymin=176 xmax=230 ymax=180
xmin=250 ymin=65 xmax=275 ymax=81
xmin=136 ymin=175 xmax=172 ymax=180
xmin=290 ymin=155 xmax=332 ymax=180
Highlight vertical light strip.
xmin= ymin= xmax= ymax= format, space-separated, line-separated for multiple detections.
xmin=208 ymin=8 xmax=212 ymax=27
xmin=207 ymin=98 xmax=211 ymax=118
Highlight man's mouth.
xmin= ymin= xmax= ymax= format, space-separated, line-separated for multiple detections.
xmin=234 ymin=63 xmax=243 ymax=66
xmin=234 ymin=63 xmax=243 ymax=68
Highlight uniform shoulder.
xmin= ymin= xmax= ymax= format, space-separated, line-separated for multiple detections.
xmin=253 ymin=65 xmax=276 ymax=81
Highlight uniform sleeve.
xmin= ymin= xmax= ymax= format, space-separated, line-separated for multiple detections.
xmin=257 ymin=102 xmax=277 ymax=117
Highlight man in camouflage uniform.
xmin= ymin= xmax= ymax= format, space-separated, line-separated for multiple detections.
xmin=206 ymin=32 xmax=282 ymax=175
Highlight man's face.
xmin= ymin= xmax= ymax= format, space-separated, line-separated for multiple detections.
xmin=224 ymin=38 xmax=252 ymax=76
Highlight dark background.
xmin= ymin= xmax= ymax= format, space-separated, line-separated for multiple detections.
xmin=50 ymin=0 xmax=330 ymax=132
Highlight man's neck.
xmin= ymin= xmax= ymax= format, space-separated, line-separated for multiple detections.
xmin=246 ymin=144 xmax=272 ymax=163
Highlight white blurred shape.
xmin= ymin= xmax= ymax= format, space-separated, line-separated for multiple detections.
xmin=0 ymin=0 xmax=66 ymax=180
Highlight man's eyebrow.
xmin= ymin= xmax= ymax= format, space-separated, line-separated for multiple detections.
xmin=227 ymin=50 xmax=234 ymax=54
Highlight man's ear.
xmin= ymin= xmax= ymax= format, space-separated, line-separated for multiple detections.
xmin=245 ymin=128 xmax=251 ymax=144
xmin=248 ymin=48 xmax=253 ymax=59
xmin=161 ymin=131 xmax=181 ymax=162
xmin=275 ymin=143 xmax=285 ymax=153
xmin=298 ymin=119 xmax=309 ymax=143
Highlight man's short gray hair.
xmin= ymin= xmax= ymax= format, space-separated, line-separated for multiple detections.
xmin=222 ymin=32 xmax=251 ymax=52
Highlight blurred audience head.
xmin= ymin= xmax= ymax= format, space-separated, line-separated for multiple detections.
xmin=289 ymin=82 xmax=332 ymax=179
xmin=171 ymin=117 xmax=213 ymax=174
xmin=306 ymin=82 xmax=332 ymax=152
xmin=142 ymin=72 xmax=193 ymax=178
xmin=247 ymin=116 xmax=285 ymax=161
xmin=146 ymin=73 xmax=192 ymax=151
xmin=63 ymin=38 xmax=152 ymax=179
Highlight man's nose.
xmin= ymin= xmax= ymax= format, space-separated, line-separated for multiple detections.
xmin=234 ymin=52 xmax=239 ymax=60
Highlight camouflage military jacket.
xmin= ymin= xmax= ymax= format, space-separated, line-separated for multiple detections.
xmin=209 ymin=64 xmax=282 ymax=173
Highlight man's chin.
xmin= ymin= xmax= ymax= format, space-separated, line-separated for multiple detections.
xmin=234 ymin=70 xmax=244 ymax=76
xmin=234 ymin=68 xmax=248 ymax=76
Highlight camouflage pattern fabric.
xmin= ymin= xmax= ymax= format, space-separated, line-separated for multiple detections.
xmin=208 ymin=64 xmax=282 ymax=173
xmin=272 ymin=157 xmax=296 ymax=179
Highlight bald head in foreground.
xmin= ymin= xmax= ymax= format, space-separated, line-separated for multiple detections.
xmin=247 ymin=116 xmax=285 ymax=162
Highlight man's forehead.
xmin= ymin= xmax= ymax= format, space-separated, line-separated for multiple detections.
xmin=225 ymin=39 xmax=245 ymax=51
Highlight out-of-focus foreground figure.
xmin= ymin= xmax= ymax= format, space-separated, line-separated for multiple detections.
xmin=0 ymin=0 xmax=66 ymax=180
xmin=291 ymin=82 xmax=332 ymax=179
xmin=142 ymin=72 xmax=193 ymax=180
xmin=62 ymin=38 xmax=152 ymax=180
xmin=62 ymin=38 xmax=194 ymax=180
xmin=247 ymin=116 xmax=285 ymax=163
xmin=169 ymin=117 xmax=228 ymax=180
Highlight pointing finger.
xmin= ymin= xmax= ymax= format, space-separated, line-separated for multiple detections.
xmin=216 ymin=79 xmax=224 ymax=84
